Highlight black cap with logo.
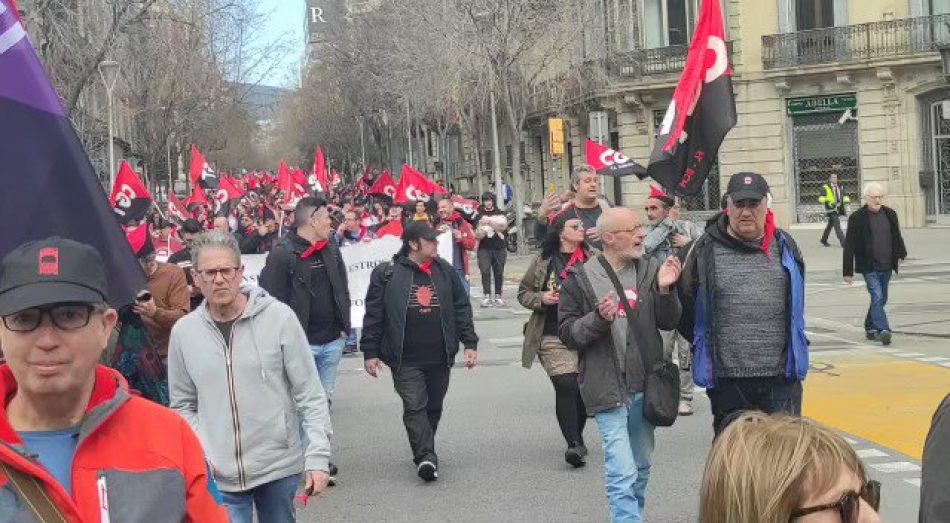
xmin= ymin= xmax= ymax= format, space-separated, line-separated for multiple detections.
xmin=726 ymin=172 xmax=770 ymax=202
xmin=402 ymin=221 xmax=440 ymax=243
xmin=0 ymin=237 xmax=109 ymax=316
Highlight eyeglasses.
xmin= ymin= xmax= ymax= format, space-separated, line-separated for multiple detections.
xmin=2 ymin=304 xmax=99 ymax=332
xmin=564 ymin=223 xmax=584 ymax=231
xmin=195 ymin=266 xmax=241 ymax=282
xmin=790 ymin=480 xmax=880 ymax=523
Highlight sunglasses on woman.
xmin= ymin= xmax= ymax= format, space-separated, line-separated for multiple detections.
xmin=790 ymin=480 xmax=880 ymax=523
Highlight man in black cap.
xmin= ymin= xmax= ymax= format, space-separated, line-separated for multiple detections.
xmin=0 ymin=237 xmax=227 ymax=520
xmin=677 ymin=172 xmax=809 ymax=436
xmin=361 ymin=222 xmax=479 ymax=482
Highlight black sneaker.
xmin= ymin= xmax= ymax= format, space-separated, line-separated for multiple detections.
xmin=880 ymin=331 xmax=892 ymax=346
xmin=565 ymin=446 xmax=587 ymax=468
xmin=866 ymin=331 xmax=878 ymax=341
xmin=328 ymin=462 xmax=338 ymax=486
xmin=417 ymin=461 xmax=438 ymax=482
xmin=820 ymin=240 xmax=831 ymax=247
xmin=343 ymin=345 xmax=358 ymax=355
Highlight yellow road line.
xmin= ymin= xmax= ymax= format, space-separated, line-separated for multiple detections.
xmin=804 ymin=355 xmax=949 ymax=459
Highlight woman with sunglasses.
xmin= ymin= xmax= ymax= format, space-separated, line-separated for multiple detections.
xmin=700 ymin=412 xmax=881 ymax=523
xmin=517 ymin=215 xmax=592 ymax=468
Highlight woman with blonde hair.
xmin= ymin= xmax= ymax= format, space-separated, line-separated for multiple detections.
xmin=700 ymin=412 xmax=881 ymax=523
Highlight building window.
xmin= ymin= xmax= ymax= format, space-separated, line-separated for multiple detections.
xmin=643 ymin=0 xmax=693 ymax=48
xmin=795 ymin=0 xmax=834 ymax=30
xmin=607 ymin=0 xmax=638 ymax=51
xmin=932 ymin=0 xmax=950 ymax=15
xmin=791 ymin=110 xmax=860 ymax=223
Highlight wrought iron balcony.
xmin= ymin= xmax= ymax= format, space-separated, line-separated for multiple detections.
xmin=762 ymin=13 xmax=950 ymax=69
xmin=527 ymin=62 xmax=607 ymax=115
xmin=609 ymin=41 xmax=734 ymax=78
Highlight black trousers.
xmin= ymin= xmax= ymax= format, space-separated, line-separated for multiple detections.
xmin=477 ymin=247 xmax=507 ymax=296
xmin=392 ymin=365 xmax=452 ymax=466
xmin=706 ymin=376 xmax=803 ymax=436
xmin=550 ymin=373 xmax=587 ymax=447
xmin=821 ymin=213 xmax=845 ymax=245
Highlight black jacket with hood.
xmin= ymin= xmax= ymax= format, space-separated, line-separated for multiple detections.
xmin=921 ymin=394 xmax=950 ymax=522
xmin=258 ymin=231 xmax=351 ymax=335
xmin=360 ymin=255 xmax=478 ymax=369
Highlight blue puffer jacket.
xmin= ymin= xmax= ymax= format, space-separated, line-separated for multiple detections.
xmin=678 ymin=215 xmax=808 ymax=389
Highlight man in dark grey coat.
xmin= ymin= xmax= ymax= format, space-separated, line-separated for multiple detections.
xmin=558 ymin=207 xmax=681 ymax=523
xmin=920 ymin=393 xmax=950 ymax=522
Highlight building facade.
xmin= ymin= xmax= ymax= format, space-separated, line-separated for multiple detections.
xmin=476 ymin=0 xmax=950 ymax=228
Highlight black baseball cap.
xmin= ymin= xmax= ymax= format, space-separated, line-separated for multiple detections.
xmin=726 ymin=172 xmax=770 ymax=202
xmin=0 ymin=237 xmax=109 ymax=316
xmin=402 ymin=222 xmax=439 ymax=243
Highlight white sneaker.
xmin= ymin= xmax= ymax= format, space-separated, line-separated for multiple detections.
xmin=493 ymin=297 xmax=505 ymax=307
xmin=481 ymin=297 xmax=494 ymax=308
xmin=678 ymin=401 xmax=694 ymax=416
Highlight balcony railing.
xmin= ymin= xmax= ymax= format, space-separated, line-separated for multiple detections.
xmin=527 ymin=62 xmax=607 ymax=114
xmin=609 ymin=41 xmax=734 ymax=78
xmin=762 ymin=13 xmax=950 ymax=69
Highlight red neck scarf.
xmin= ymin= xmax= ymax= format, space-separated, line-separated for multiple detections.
xmin=301 ymin=240 xmax=329 ymax=259
xmin=761 ymin=210 xmax=777 ymax=258
xmin=417 ymin=259 xmax=434 ymax=275
xmin=560 ymin=248 xmax=587 ymax=279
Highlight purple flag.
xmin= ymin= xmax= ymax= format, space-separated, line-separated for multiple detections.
xmin=0 ymin=0 xmax=144 ymax=306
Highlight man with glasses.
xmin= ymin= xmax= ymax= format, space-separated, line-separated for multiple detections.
xmin=678 ymin=172 xmax=808 ymax=436
xmin=843 ymin=182 xmax=907 ymax=346
xmin=260 ymin=196 xmax=349 ymax=482
xmin=334 ymin=209 xmax=376 ymax=355
xmin=558 ymin=207 xmax=682 ymax=522
xmin=169 ymin=231 xmax=332 ymax=522
xmin=0 ymin=237 xmax=227 ymax=521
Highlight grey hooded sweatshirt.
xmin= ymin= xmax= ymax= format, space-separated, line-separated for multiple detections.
xmin=168 ymin=286 xmax=332 ymax=492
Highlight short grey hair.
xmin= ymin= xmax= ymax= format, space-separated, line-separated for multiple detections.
xmin=191 ymin=231 xmax=241 ymax=268
xmin=571 ymin=165 xmax=597 ymax=188
xmin=863 ymin=182 xmax=885 ymax=198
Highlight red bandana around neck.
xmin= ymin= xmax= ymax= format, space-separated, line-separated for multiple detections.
xmin=761 ymin=210 xmax=777 ymax=258
xmin=417 ymin=260 xmax=434 ymax=275
xmin=301 ymin=240 xmax=329 ymax=259
xmin=560 ymin=248 xmax=588 ymax=279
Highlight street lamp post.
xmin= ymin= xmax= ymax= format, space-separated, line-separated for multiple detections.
xmin=357 ymin=113 xmax=366 ymax=168
xmin=98 ymin=60 xmax=120 ymax=189
xmin=489 ymin=86 xmax=504 ymax=209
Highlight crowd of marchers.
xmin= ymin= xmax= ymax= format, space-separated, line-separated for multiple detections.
xmin=0 ymin=165 xmax=948 ymax=523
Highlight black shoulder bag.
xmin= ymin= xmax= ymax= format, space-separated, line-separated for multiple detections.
xmin=597 ymin=255 xmax=680 ymax=427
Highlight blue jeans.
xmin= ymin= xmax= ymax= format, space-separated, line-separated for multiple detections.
xmin=220 ymin=473 xmax=300 ymax=523
xmin=310 ymin=338 xmax=345 ymax=401
xmin=344 ymin=329 xmax=358 ymax=349
xmin=594 ymin=393 xmax=655 ymax=523
xmin=863 ymin=270 xmax=892 ymax=334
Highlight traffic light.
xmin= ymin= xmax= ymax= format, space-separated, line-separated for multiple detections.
xmin=549 ymin=118 xmax=565 ymax=158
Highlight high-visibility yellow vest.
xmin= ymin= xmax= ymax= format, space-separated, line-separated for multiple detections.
xmin=818 ymin=183 xmax=850 ymax=209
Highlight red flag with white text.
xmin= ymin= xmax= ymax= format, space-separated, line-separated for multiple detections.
xmin=214 ymin=176 xmax=245 ymax=217
xmin=109 ymin=161 xmax=152 ymax=225
xmin=367 ymin=170 xmax=397 ymax=199
xmin=647 ymin=0 xmax=736 ymax=196
xmin=585 ymin=140 xmax=647 ymax=178
xmin=394 ymin=165 xmax=446 ymax=204
xmin=167 ymin=192 xmax=190 ymax=223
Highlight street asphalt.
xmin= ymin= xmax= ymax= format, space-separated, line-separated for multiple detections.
xmin=300 ymin=226 xmax=950 ymax=522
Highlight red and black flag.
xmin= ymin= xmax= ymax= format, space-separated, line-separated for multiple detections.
xmin=189 ymin=145 xmax=219 ymax=190
xmin=585 ymin=140 xmax=647 ymax=178
xmin=109 ymin=161 xmax=153 ymax=225
xmin=184 ymin=183 xmax=210 ymax=212
xmin=167 ymin=191 xmax=190 ymax=223
xmin=647 ymin=0 xmax=736 ymax=196
xmin=214 ymin=176 xmax=245 ymax=217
